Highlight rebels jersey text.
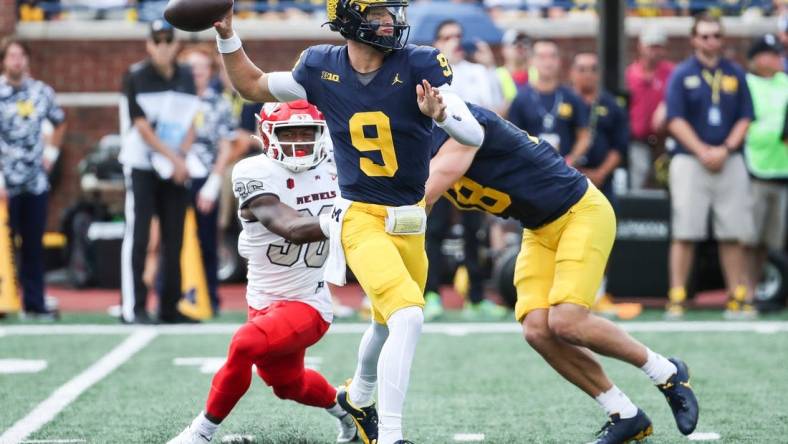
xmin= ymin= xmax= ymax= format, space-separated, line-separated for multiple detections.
xmin=292 ymin=44 xmax=452 ymax=206
xmin=232 ymin=154 xmax=337 ymax=322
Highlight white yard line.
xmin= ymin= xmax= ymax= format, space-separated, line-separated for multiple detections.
xmin=688 ymin=432 xmax=722 ymax=441
xmin=1 ymin=321 xmax=788 ymax=336
xmin=20 ymin=440 xmax=87 ymax=443
xmin=453 ymin=433 xmax=485 ymax=442
xmin=0 ymin=329 xmax=157 ymax=444
xmin=0 ymin=359 xmax=47 ymax=374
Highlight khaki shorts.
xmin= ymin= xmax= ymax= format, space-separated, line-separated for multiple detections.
xmin=746 ymin=180 xmax=788 ymax=249
xmin=668 ymin=153 xmax=754 ymax=242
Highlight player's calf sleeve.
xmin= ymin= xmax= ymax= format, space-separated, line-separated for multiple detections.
xmin=378 ymin=306 xmax=423 ymax=444
xmin=205 ymin=323 xmax=269 ymax=420
xmin=349 ymin=321 xmax=389 ymax=406
xmin=273 ymin=369 xmax=337 ymax=408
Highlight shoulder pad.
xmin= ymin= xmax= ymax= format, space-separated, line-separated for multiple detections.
xmin=406 ymin=45 xmax=441 ymax=69
xmin=301 ymin=44 xmax=341 ymax=68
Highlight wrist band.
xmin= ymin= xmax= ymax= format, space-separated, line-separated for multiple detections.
xmin=319 ymin=213 xmax=331 ymax=238
xmin=216 ymin=32 xmax=242 ymax=54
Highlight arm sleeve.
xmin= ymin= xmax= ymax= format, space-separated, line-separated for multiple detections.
xmin=44 ymin=85 xmax=65 ymax=125
xmin=665 ymin=70 xmax=685 ymax=121
xmin=231 ymin=158 xmax=282 ymax=209
xmin=122 ymin=70 xmax=145 ymax=120
xmin=435 ymin=88 xmax=484 ymax=148
xmin=267 ymin=71 xmax=307 ymax=102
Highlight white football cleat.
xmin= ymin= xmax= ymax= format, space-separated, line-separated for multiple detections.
xmin=336 ymin=412 xmax=359 ymax=443
xmin=167 ymin=425 xmax=212 ymax=444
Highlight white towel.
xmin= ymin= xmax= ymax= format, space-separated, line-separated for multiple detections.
xmin=324 ymin=196 xmax=352 ymax=286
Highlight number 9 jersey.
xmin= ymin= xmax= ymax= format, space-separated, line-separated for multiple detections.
xmin=292 ymin=44 xmax=452 ymax=206
xmin=232 ymin=154 xmax=338 ymax=323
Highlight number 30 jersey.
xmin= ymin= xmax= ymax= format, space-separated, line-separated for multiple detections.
xmin=231 ymin=154 xmax=338 ymax=322
xmin=292 ymin=44 xmax=452 ymax=206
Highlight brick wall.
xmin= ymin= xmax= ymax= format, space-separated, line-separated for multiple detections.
xmin=29 ymin=36 xmax=755 ymax=94
xmin=25 ymin=35 xmax=753 ymax=229
xmin=0 ymin=0 xmax=15 ymax=36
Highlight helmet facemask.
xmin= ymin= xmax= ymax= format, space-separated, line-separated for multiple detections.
xmin=255 ymin=117 xmax=328 ymax=173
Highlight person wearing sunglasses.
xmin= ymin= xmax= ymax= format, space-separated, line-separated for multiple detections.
xmin=119 ymin=18 xmax=200 ymax=324
xmin=664 ymin=12 xmax=755 ymax=320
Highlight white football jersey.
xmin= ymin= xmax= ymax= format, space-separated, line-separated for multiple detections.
xmin=232 ymin=154 xmax=338 ymax=323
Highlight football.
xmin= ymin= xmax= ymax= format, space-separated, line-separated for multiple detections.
xmin=164 ymin=0 xmax=233 ymax=32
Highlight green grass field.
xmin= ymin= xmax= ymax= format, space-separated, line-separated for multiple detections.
xmin=1 ymin=317 xmax=787 ymax=443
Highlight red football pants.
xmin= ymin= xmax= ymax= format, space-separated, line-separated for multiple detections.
xmin=205 ymin=300 xmax=336 ymax=421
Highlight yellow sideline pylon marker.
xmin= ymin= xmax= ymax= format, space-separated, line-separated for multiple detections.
xmin=0 ymin=203 xmax=21 ymax=313
xmin=177 ymin=207 xmax=212 ymax=320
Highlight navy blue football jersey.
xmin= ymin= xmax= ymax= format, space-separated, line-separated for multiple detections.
xmin=292 ymin=44 xmax=453 ymax=206
xmin=431 ymin=103 xmax=588 ymax=229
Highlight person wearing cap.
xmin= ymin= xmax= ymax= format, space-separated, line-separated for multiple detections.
xmin=495 ymin=30 xmax=531 ymax=111
xmin=508 ymin=39 xmax=591 ymax=167
xmin=0 ymin=37 xmax=66 ymax=320
xmin=119 ymin=19 xmax=200 ymax=324
xmin=664 ymin=13 xmax=755 ymax=320
xmin=743 ymin=34 xmax=788 ymax=309
xmin=625 ymin=26 xmax=674 ymax=190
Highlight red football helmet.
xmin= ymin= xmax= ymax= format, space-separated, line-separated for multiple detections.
xmin=254 ymin=100 xmax=328 ymax=173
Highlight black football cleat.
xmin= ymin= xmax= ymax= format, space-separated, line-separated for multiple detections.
xmin=336 ymin=384 xmax=378 ymax=444
xmin=591 ymin=409 xmax=653 ymax=444
xmin=657 ymin=357 xmax=699 ymax=435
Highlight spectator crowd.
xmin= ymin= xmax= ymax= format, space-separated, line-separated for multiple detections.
xmin=14 ymin=0 xmax=788 ymax=22
xmin=2 ymin=6 xmax=788 ymax=322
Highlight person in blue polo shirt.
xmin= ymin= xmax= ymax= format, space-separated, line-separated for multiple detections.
xmin=570 ymin=52 xmax=629 ymax=205
xmin=508 ymin=40 xmax=591 ymax=167
xmin=664 ymin=12 xmax=755 ymax=320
